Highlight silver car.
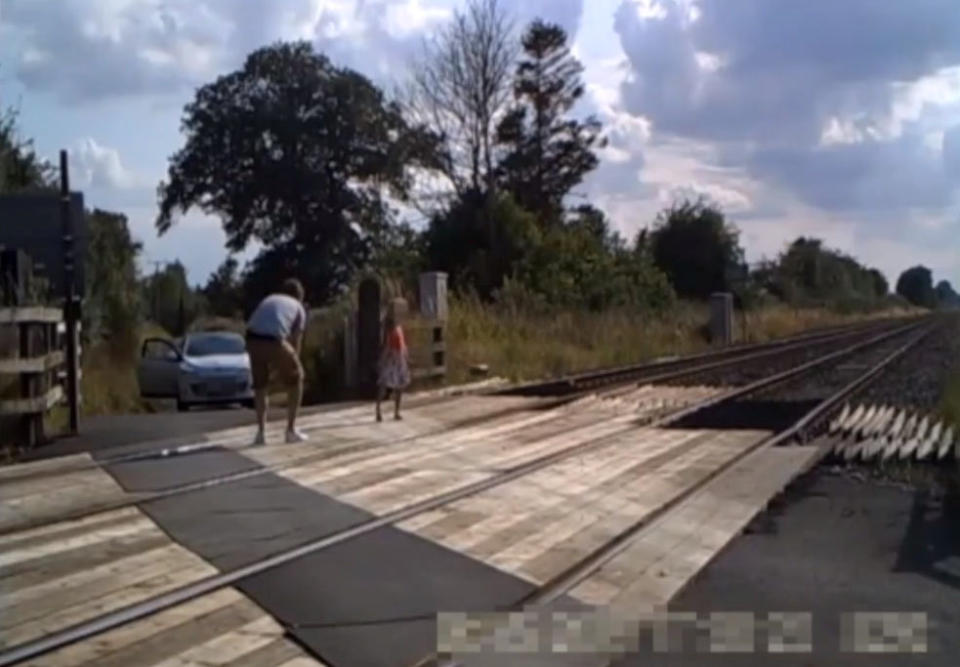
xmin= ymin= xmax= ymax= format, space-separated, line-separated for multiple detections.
xmin=137 ymin=331 xmax=254 ymax=412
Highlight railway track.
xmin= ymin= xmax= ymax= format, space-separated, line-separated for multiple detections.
xmin=495 ymin=316 xmax=911 ymax=396
xmin=409 ymin=321 xmax=941 ymax=667
xmin=0 ymin=318 xmax=915 ymax=536
xmin=0 ymin=316 xmax=938 ymax=667
xmin=2 ymin=316 xmax=911 ymax=479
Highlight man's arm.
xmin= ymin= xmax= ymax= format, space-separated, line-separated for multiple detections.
xmin=288 ymin=306 xmax=306 ymax=353
xmin=289 ymin=327 xmax=303 ymax=354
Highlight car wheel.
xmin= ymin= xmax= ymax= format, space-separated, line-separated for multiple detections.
xmin=242 ymin=399 xmax=255 ymax=410
xmin=176 ymin=398 xmax=190 ymax=412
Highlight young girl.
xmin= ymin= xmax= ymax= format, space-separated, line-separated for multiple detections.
xmin=376 ymin=301 xmax=411 ymax=422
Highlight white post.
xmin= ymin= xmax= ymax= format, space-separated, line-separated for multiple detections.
xmin=419 ymin=272 xmax=448 ymax=322
xmin=419 ymin=272 xmax=448 ymax=378
xmin=710 ymin=292 xmax=734 ymax=345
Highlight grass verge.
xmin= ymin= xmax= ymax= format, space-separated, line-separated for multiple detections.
xmin=442 ymin=299 xmax=920 ymax=384
xmin=33 ymin=301 xmax=925 ymax=425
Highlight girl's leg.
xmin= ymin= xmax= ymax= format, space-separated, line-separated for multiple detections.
xmin=394 ymin=389 xmax=402 ymax=420
xmin=376 ymin=385 xmax=385 ymax=422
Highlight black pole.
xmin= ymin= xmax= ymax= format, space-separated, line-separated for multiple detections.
xmin=151 ymin=260 xmax=163 ymax=326
xmin=177 ymin=287 xmax=185 ymax=336
xmin=59 ymin=150 xmax=80 ymax=434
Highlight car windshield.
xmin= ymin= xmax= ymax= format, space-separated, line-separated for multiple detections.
xmin=184 ymin=333 xmax=246 ymax=357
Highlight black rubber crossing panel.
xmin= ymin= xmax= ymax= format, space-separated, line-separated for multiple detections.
xmin=111 ymin=447 xmax=588 ymax=665
xmin=135 ymin=464 xmax=371 ymax=570
xmin=104 ymin=446 xmax=260 ymax=493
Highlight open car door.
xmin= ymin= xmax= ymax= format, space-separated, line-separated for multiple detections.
xmin=137 ymin=338 xmax=181 ymax=399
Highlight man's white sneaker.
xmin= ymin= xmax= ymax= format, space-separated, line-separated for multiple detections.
xmin=285 ymin=429 xmax=309 ymax=444
xmin=253 ymin=430 xmax=266 ymax=446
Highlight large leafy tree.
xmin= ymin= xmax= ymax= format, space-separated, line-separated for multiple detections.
xmin=935 ymin=280 xmax=960 ymax=308
xmin=868 ymin=269 xmax=889 ymax=298
xmin=143 ymin=262 xmax=204 ymax=336
xmin=774 ymin=238 xmax=878 ymax=302
xmin=367 ymin=221 xmax=426 ymax=292
xmin=425 ymin=191 xmax=540 ymax=298
xmin=649 ymin=199 xmax=745 ymax=300
xmin=0 ymin=107 xmax=53 ymax=193
xmin=157 ymin=42 xmax=438 ymax=304
xmin=518 ymin=205 xmax=674 ymax=311
xmin=751 ymin=237 xmax=888 ymax=308
xmin=201 ymin=257 xmax=244 ymax=319
xmin=496 ymin=20 xmax=603 ymax=225
xmin=896 ymin=265 xmax=936 ymax=308
xmin=84 ymin=209 xmax=143 ymax=355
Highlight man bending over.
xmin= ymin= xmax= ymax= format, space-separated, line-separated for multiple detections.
xmin=245 ymin=278 xmax=309 ymax=445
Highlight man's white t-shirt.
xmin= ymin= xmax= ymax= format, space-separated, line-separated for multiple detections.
xmin=246 ymin=294 xmax=306 ymax=340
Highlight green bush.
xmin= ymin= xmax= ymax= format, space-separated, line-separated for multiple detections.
xmin=763 ymin=237 xmax=888 ymax=309
xmin=426 ymin=191 xmax=542 ymax=298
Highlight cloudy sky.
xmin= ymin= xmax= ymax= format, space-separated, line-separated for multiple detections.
xmin=2 ymin=0 xmax=958 ymax=288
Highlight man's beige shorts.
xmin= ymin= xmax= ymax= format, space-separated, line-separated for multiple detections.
xmin=246 ymin=337 xmax=304 ymax=390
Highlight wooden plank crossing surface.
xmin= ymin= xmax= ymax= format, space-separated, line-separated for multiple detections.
xmin=568 ymin=443 xmax=824 ymax=608
xmin=17 ymin=591 xmax=327 ymax=667
xmin=0 ymin=507 xmax=216 ymax=649
xmin=395 ymin=427 xmax=771 ymax=586
xmin=0 ymin=384 xmax=829 ymax=667
xmin=0 ymin=456 xmax=146 ymax=533
xmin=0 ymin=506 xmax=328 ymax=666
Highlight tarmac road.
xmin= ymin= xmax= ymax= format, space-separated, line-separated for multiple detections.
xmin=612 ymin=468 xmax=959 ymax=666
xmin=22 ymin=400 xmax=363 ymax=461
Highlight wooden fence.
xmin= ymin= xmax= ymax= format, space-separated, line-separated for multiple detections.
xmin=0 ymin=307 xmax=66 ymax=447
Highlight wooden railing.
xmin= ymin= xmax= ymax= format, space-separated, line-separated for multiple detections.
xmin=0 ymin=307 xmax=65 ymax=447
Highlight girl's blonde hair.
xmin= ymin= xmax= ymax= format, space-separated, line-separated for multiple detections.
xmin=384 ymin=298 xmax=407 ymax=330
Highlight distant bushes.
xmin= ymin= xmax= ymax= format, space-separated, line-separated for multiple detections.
xmin=755 ymin=237 xmax=887 ymax=307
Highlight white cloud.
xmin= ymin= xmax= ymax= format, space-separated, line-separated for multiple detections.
xmin=2 ymin=0 xmax=460 ymax=101
xmin=819 ymin=117 xmax=876 ymax=147
xmin=383 ymin=0 xmax=452 ymax=36
xmin=945 ymin=125 xmax=960 ymax=175
xmin=603 ymin=0 xmax=959 ymax=285
xmin=891 ymin=66 xmax=960 ymax=128
xmin=663 ymin=183 xmax=751 ymax=212
xmin=4 ymin=0 xmax=232 ymax=100
xmin=633 ymin=0 xmax=669 ymax=20
xmin=71 ymin=137 xmax=140 ymax=189
xmin=3 ymin=0 xmax=958 ymax=287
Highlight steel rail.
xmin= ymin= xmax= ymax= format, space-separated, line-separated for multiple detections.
xmin=3 ymin=317 xmax=906 ymax=481
xmin=417 ymin=322 xmax=937 ymax=667
xmin=0 ymin=319 xmax=913 ymax=536
xmin=525 ymin=324 xmax=936 ymax=607
xmin=0 ymin=318 xmax=926 ymax=666
xmin=497 ymin=317 xmax=911 ymax=396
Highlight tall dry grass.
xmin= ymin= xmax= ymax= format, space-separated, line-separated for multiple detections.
xmin=444 ymin=297 xmax=703 ymax=383
xmin=443 ymin=298 xmax=921 ymax=384
xmin=61 ymin=299 xmax=922 ymax=419
xmin=78 ymin=322 xmax=171 ymax=417
xmin=736 ymin=303 xmax=919 ymax=343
